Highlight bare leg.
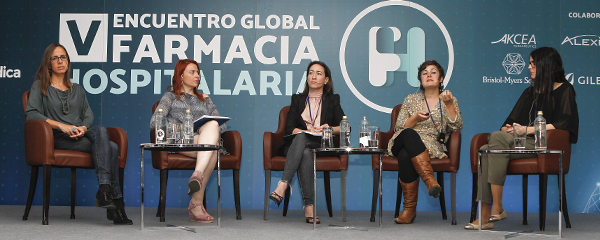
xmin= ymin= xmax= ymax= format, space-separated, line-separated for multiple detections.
xmin=491 ymin=184 xmax=504 ymax=215
xmin=272 ymin=181 xmax=289 ymax=198
xmin=188 ymin=120 xmax=219 ymax=218
xmin=471 ymin=203 xmax=492 ymax=225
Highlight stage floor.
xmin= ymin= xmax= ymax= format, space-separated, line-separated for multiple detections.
xmin=1 ymin=205 xmax=597 ymax=239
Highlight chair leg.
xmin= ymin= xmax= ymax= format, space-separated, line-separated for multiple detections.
xmin=450 ymin=172 xmax=457 ymax=225
xmin=559 ymin=174 xmax=571 ymax=228
xmin=119 ymin=167 xmax=125 ymax=197
xmin=341 ymin=170 xmax=346 ymax=222
xmin=263 ymin=170 xmax=270 ymax=220
xmin=370 ymin=170 xmax=379 ymax=222
xmin=395 ymin=176 xmax=402 ymax=218
xmin=233 ymin=169 xmax=242 ymax=220
xmin=283 ymin=185 xmax=291 ymax=216
xmin=523 ymin=174 xmax=528 ymax=225
xmin=437 ymin=172 xmax=447 ymax=220
xmin=158 ymin=169 xmax=168 ymax=222
xmin=324 ymin=171 xmax=333 ymax=217
xmin=470 ymin=173 xmax=477 ymax=223
xmin=539 ymin=174 xmax=548 ymax=231
xmin=42 ymin=165 xmax=51 ymax=225
xmin=23 ymin=166 xmax=39 ymax=221
xmin=70 ymin=168 xmax=76 ymax=219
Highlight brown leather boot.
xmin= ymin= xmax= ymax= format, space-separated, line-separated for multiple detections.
xmin=411 ymin=150 xmax=442 ymax=198
xmin=394 ymin=180 xmax=419 ymax=224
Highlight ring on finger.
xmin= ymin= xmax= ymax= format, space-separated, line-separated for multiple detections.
xmin=72 ymin=127 xmax=76 ymax=132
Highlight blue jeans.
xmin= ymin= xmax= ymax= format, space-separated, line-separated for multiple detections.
xmin=281 ymin=133 xmax=318 ymax=207
xmin=53 ymin=126 xmax=122 ymax=199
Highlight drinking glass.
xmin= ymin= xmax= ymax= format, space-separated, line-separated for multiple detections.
xmin=513 ymin=125 xmax=527 ymax=149
xmin=369 ymin=126 xmax=380 ymax=148
xmin=166 ymin=123 xmax=177 ymax=144
xmin=321 ymin=127 xmax=333 ymax=148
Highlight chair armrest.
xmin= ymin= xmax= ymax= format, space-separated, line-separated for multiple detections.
xmin=446 ymin=131 xmax=462 ymax=173
xmin=538 ymin=129 xmax=572 ymax=174
xmin=222 ymin=130 xmax=242 ymax=169
xmin=263 ymin=131 xmax=284 ymax=170
xmin=24 ymin=120 xmax=54 ymax=166
xmin=107 ymin=127 xmax=128 ymax=168
xmin=470 ymin=133 xmax=490 ymax=173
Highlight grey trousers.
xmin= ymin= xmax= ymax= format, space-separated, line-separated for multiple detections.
xmin=477 ymin=131 xmax=536 ymax=205
xmin=281 ymin=133 xmax=318 ymax=207
xmin=54 ymin=126 xmax=122 ymax=199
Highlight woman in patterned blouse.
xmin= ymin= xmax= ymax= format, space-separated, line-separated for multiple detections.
xmin=150 ymin=59 xmax=226 ymax=223
xmin=387 ymin=60 xmax=463 ymax=224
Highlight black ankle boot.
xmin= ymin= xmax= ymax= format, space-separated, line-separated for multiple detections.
xmin=95 ymin=184 xmax=116 ymax=209
xmin=111 ymin=198 xmax=133 ymax=225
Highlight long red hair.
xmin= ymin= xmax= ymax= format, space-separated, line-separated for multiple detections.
xmin=169 ymin=59 xmax=205 ymax=102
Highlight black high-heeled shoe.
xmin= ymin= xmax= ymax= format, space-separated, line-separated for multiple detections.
xmin=269 ymin=191 xmax=284 ymax=206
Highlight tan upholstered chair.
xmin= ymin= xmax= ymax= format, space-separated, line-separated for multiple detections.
xmin=263 ymin=106 xmax=349 ymax=220
xmin=150 ymin=101 xmax=242 ymax=221
xmin=22 ymin=91 xmax=128 ymax=225
xmin=370 ymin=104 xmax=461 ymax=225
xmin=469 ymin=129 xmax=572 ymax=231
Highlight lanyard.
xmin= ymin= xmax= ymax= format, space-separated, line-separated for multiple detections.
xmin=307 ymin=97 xmax=322 ymax=127
xmin=424 ymin=96 xmax=443 ymax=135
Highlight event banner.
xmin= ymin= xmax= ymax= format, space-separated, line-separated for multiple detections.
xmin=1 ymin=0 xmax=598 ymax=213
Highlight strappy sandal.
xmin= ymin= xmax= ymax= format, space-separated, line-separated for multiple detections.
xmin=269 ymin=191 xmax=284 ymax=206
xmin=188 ymin=200 xmax=213 ymax=223
xmin=305 ymin=216 xmax=320 ymax=224
xmin=188 ymin=170 xmax=203 ymax=196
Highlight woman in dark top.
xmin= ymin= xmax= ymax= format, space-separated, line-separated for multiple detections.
xmin=466 ymin=47 xmax=579 ymax=230
xmin=26 ymin=43 xmax=132 ymax=225
xmin=268 ymin=61 xmax=345 ymax=224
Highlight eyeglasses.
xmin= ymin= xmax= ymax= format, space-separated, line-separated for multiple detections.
xmin=50 ymin=55 xmax=68 ymax=63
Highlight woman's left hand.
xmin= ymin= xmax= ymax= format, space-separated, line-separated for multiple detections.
xmin=440 ymin=90 xmax=454 ymax=105
xmin=313 ymin=124 xmax=330 ymax=134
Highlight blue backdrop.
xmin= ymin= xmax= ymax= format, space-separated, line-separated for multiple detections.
xmin=1 ymin=0 xmax=599 ymax=215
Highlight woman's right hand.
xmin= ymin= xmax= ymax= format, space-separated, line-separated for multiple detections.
xmin=501 ymin=124 xmax=514 ymax=134
xmin=414 ymin=111 xmax=431 ymax=122
xmin=58 ymin=123 xmax=78 ymax=138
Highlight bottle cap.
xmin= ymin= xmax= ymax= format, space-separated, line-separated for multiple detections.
xmin=537 ymin=111 xmax=543 ymax=115
xmin=342 ymin=116 xmax=347 ymax=119
xmin=186 ymin=109 xmax=191 ymax=113
xmin=158 ymin=108 xmax=163 ymax=112
xmin=363 ymin=116 xmax=367 ymax=120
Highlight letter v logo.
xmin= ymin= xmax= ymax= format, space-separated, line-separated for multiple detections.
xmin=59 ymin=14 xmax=108 ymax=62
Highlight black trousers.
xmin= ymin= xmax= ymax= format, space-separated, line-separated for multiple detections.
xmin=391 ymin=128 xmax=427 ymax=183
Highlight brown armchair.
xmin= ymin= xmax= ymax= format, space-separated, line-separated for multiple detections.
xmin=150 ymin=101 xmax=242 ymax=221
xmin=469 ymin=130 xmax=572 ymax=231
xmin=21 ymin=91 xmax=128 ymax=225
xmin=263 ymin=106 xmax=349 ymax=221
xmin=370 ymin=104 xmax=461 ymax=225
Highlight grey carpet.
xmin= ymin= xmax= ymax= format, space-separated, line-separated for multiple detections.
xmin=2 ymin=205 xmax=598 ymax=239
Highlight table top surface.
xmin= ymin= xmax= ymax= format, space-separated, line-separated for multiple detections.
xmin=313 ymin=147 xmax=386 ymax=154
xmin=478 ymin=149 xmax=563 ymax=154
xmin=140 ymin=143 xmax=221 ymax=151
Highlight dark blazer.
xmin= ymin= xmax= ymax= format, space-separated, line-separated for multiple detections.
xmin=285 ymin=93 xmax=345 ymax=134
xmin=279 ymin=93 xmax=345 ymax=155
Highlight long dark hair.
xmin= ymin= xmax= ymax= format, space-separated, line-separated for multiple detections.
xmin=530 ymin=47 xmax=569 ymax=107
xmin=168 ymin=59 xmax=205 ymax=102
xmin=417 ymin=60 xmax=445 ymax=93
xmin=35 ymin=43 xmax=72 ymax=96
xmin=300 ymin=61 xmax=334 ymax=97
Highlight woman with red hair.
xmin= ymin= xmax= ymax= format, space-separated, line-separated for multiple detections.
xmin=150 ymin=59 xmax=226 ymax=223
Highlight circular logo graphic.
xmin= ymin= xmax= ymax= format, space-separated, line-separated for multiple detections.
xmin=339 ymin=1 xmax=454 ymax=113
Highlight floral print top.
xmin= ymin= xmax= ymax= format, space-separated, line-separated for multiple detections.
xmin=386 ymin=93 xmax=463 ymax=159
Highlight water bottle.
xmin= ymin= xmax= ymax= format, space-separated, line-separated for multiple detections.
xmin=340 ymin=116 xmax=351 ymax=148
xmin=155 ymin=108 xmax=166 ymax=144
xmin=534 ymin=111 xmax=547 ymax=150
xmin=359 ymin=116 xmax=370 ymax=148
xmin=183 ymin=109 xmax=194 ymax=144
